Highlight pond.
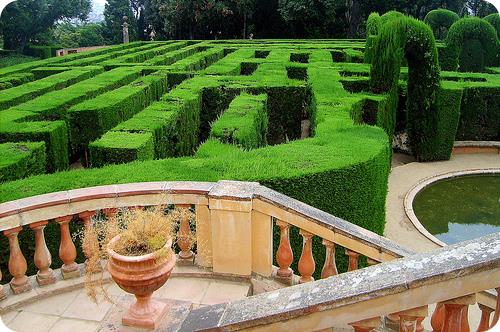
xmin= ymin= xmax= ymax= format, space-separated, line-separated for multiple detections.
xmin=413 ymin=174 xmax=500 ymax=245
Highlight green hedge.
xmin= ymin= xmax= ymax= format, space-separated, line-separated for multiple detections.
xmin=484 ymin=13 xmax=500 ymax=38
xmin=89 ymin=132 xmax=155 ymax=167
xmin=67 ymin=74 xmax=168 ymax=154
xmin=371 ymin=16 xmax=442 ymax=161
xmin=24 ymin=45 xmax=62 ymax=59
xmin=366 ymin=12 xmax=381 ymax=36
xmin=0 ymin=142 xmax=46 ymax=182
xmin=93 ymin=80 xmax=202 ymax=162
xmin=0 ymin=72 xmax=34 ymax=90
xmin=455 ymin=86 xmax=500 ymax=140
xmin=0 ymin=50 xmax=391 ymax=280
xmin=444 ymin=17 xmax=498 ymax=72
xmin=0 ymin=113 xmax=68 ymax=172
xmin=0 ymin=67 xmax=102 ymax=110
xmin=424 ymin=9 xmax=459 ymax=40
xmin=210 ymin=93 xmax=268 ymax=149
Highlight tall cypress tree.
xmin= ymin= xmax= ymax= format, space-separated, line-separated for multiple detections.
xmin=103 ymin=0 xmax=137 ymax=44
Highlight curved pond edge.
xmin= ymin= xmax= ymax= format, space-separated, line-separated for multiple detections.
xmin=453 ymin=140 xmax=500 ymax=155
xmin=404 ymin=168 xmax=500 ymax=247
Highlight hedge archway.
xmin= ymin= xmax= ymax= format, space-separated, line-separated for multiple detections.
xmin=444 ymin=17 xmax=498 ymax=72
xmin=370 ymin=17 xmax=442 ymax=161
xmin=424 ymin=9 xmax=459 ymax=40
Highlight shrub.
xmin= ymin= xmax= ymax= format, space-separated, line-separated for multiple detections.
xmin=210 ymin=93 xmax=268 ymax=149
xmin=371 ymin=17 xmax=444 ymax=160
xmin=444 ymin=17 xmax=498 ymax=72
xmin=483 ymin=13 xmax=500 ymax=38
xmin=0 ymin=142 xmax=46 ymax=182
xmin=366 ymin=12 xmax=381 ymax=36
xmin=89 ymin=131 xmax=155 ymax=167
xmin=424 ymin=9 xmax=460 ymax=40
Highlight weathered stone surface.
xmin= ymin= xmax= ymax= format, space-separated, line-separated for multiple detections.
xmin=179 ymin=233 xmax=499 ymax=330
xmin=178 ymin=303 xmax=228 ymax=331
xmin=208 ymin=180 xmax=260 ymax=201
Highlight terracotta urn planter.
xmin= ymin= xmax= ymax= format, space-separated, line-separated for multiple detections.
xmin=107 ymin=236 xmax=176 ymax=329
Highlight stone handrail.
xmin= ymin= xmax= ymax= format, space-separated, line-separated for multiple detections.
xmin=179 ymin=233 xmax=500 ymax=331
xmin=0 ymin=180 xmax=497 ymax=331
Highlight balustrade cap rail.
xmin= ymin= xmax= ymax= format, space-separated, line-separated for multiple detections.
xmin=179 ymin=233 xmax=500 ymax=331
xmin=0 ymin=180 xmax=412 ymax=260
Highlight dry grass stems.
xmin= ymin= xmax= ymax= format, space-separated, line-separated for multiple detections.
xmin=78 ymin=204 xmax=196 ymax=304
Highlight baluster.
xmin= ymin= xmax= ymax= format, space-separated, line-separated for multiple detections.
xmin=30 ymin=221 xmax=56 ymax=286
xmin=476 ymin=304 xmax=493 ymax=332
xmin=345 ymin=249 xmax=360 ymax=271
xmin=176 ymin=204 xmax=194 ymax=263
xmin=4 ymin=227 xmax=31 ymax=294
xmin=349 ymin=317 xmax=381 ymax=332
xmin=321 ymin=239 xmax=337 ymax=278
xmin=489 ymin=288 xmax=500 ymax=329
xmin=275 ymin=220 xmax=293 ymax=280
xmin=55 ymin=215 xmax=80 ymax=279
xmin=0 ymin=268 xmax=6 ymax=300
xmin=442 ymin=294 xmax=476 ymax=332
xmin=103 ymin=207 xmax=117 ymax=219
xmin=78 ymin=211 xmax=101 ymax=272
xmin=79 ymin=210 xmax=96 ymax=229
xmin=393 ymin=305 xmax=427 ymax=332
xmin=298 ymin=229 xmax=315 ymax=283
xmin=431 ymin=303 xmax=445 ymax=332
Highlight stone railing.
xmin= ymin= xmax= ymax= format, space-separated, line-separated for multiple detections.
xmin=179 ymin=233 xmax=499 ymax=331
xmin=0 ymin=180 xmax=498 ymax=331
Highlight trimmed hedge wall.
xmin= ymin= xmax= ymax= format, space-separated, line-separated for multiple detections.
xmin=1 ymin=39 xmax=498 ymax=280
xmin=484 ymin=13 xmax=500 ymax=38
xmin=0 ymin=142 xmax=46 ymax=182
xmin=455 ymin=86 xmax=500 ymax=140
xmin=210 ymin=93 xmax=268 ymax=149
xmin=67 ymin=74 xmax=168 ymax=154
xmin=444 ymin=17 xmax=498 ymax=72
xmin=0 ymin=72 xmax=34 ymax=90
xmin=89 ymin=132 xmax=155 ymax=167
xmin=371 ymin=16 xmax=443 ymax=161
xmin=424 ymin=9 xmax=459 ymax=40
xmin=0 ymin=67 xmax=102 ymax=110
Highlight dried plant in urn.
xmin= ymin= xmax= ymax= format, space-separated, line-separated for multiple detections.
xmin=80 ymin=204 xmax=196 ymax=329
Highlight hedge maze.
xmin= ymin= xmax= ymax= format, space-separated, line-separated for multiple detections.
xmin=0 ymin=27 xmax=499 ymax=239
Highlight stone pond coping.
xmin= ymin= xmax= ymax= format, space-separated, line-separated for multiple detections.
xmin=404 ymin=168 xmax=500 ymax=247
xmin=178 ymin=233 xmax=500 ymax=331
xmin=453 ymin=141 xmax=500 ymax=155
xmin=0 ymin=180 xmax=414 ymax=261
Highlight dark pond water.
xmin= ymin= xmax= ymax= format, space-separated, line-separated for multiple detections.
xmin=413 ymin=175 xmax=500 ymax=244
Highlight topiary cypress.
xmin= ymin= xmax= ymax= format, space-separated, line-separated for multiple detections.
xmin=424 ymin=9 xmax=460 ymax=40
xmin=370 ymin=16 xmax=443 ymax=161
xmin=483 ymin=13 xmax=500 ymax=38
xmin=444 ymin=17 xmax=498 ymax=72
xmin=366 ymin=12 xmax=381 ymax=36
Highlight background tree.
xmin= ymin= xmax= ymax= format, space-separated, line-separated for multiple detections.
xmin=0 ymin=0 xmax=91 ymax=50
xmin=278 ymin=0 xmax=346 ymax=37
xmin=103 ymin=0 xmax=137 ymax=43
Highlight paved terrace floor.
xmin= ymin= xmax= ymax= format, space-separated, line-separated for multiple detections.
xmin=0 ymin=265 xmax=252 ymax=332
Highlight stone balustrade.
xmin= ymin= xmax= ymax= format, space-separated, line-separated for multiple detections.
xmin=179 ymin=233 xmax=500 ymax=331
xmin=0 ymin=180 xmax=498 ymax=331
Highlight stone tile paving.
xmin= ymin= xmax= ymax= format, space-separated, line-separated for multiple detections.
xmin=0 ymin=277 xmax=251 ymax=332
